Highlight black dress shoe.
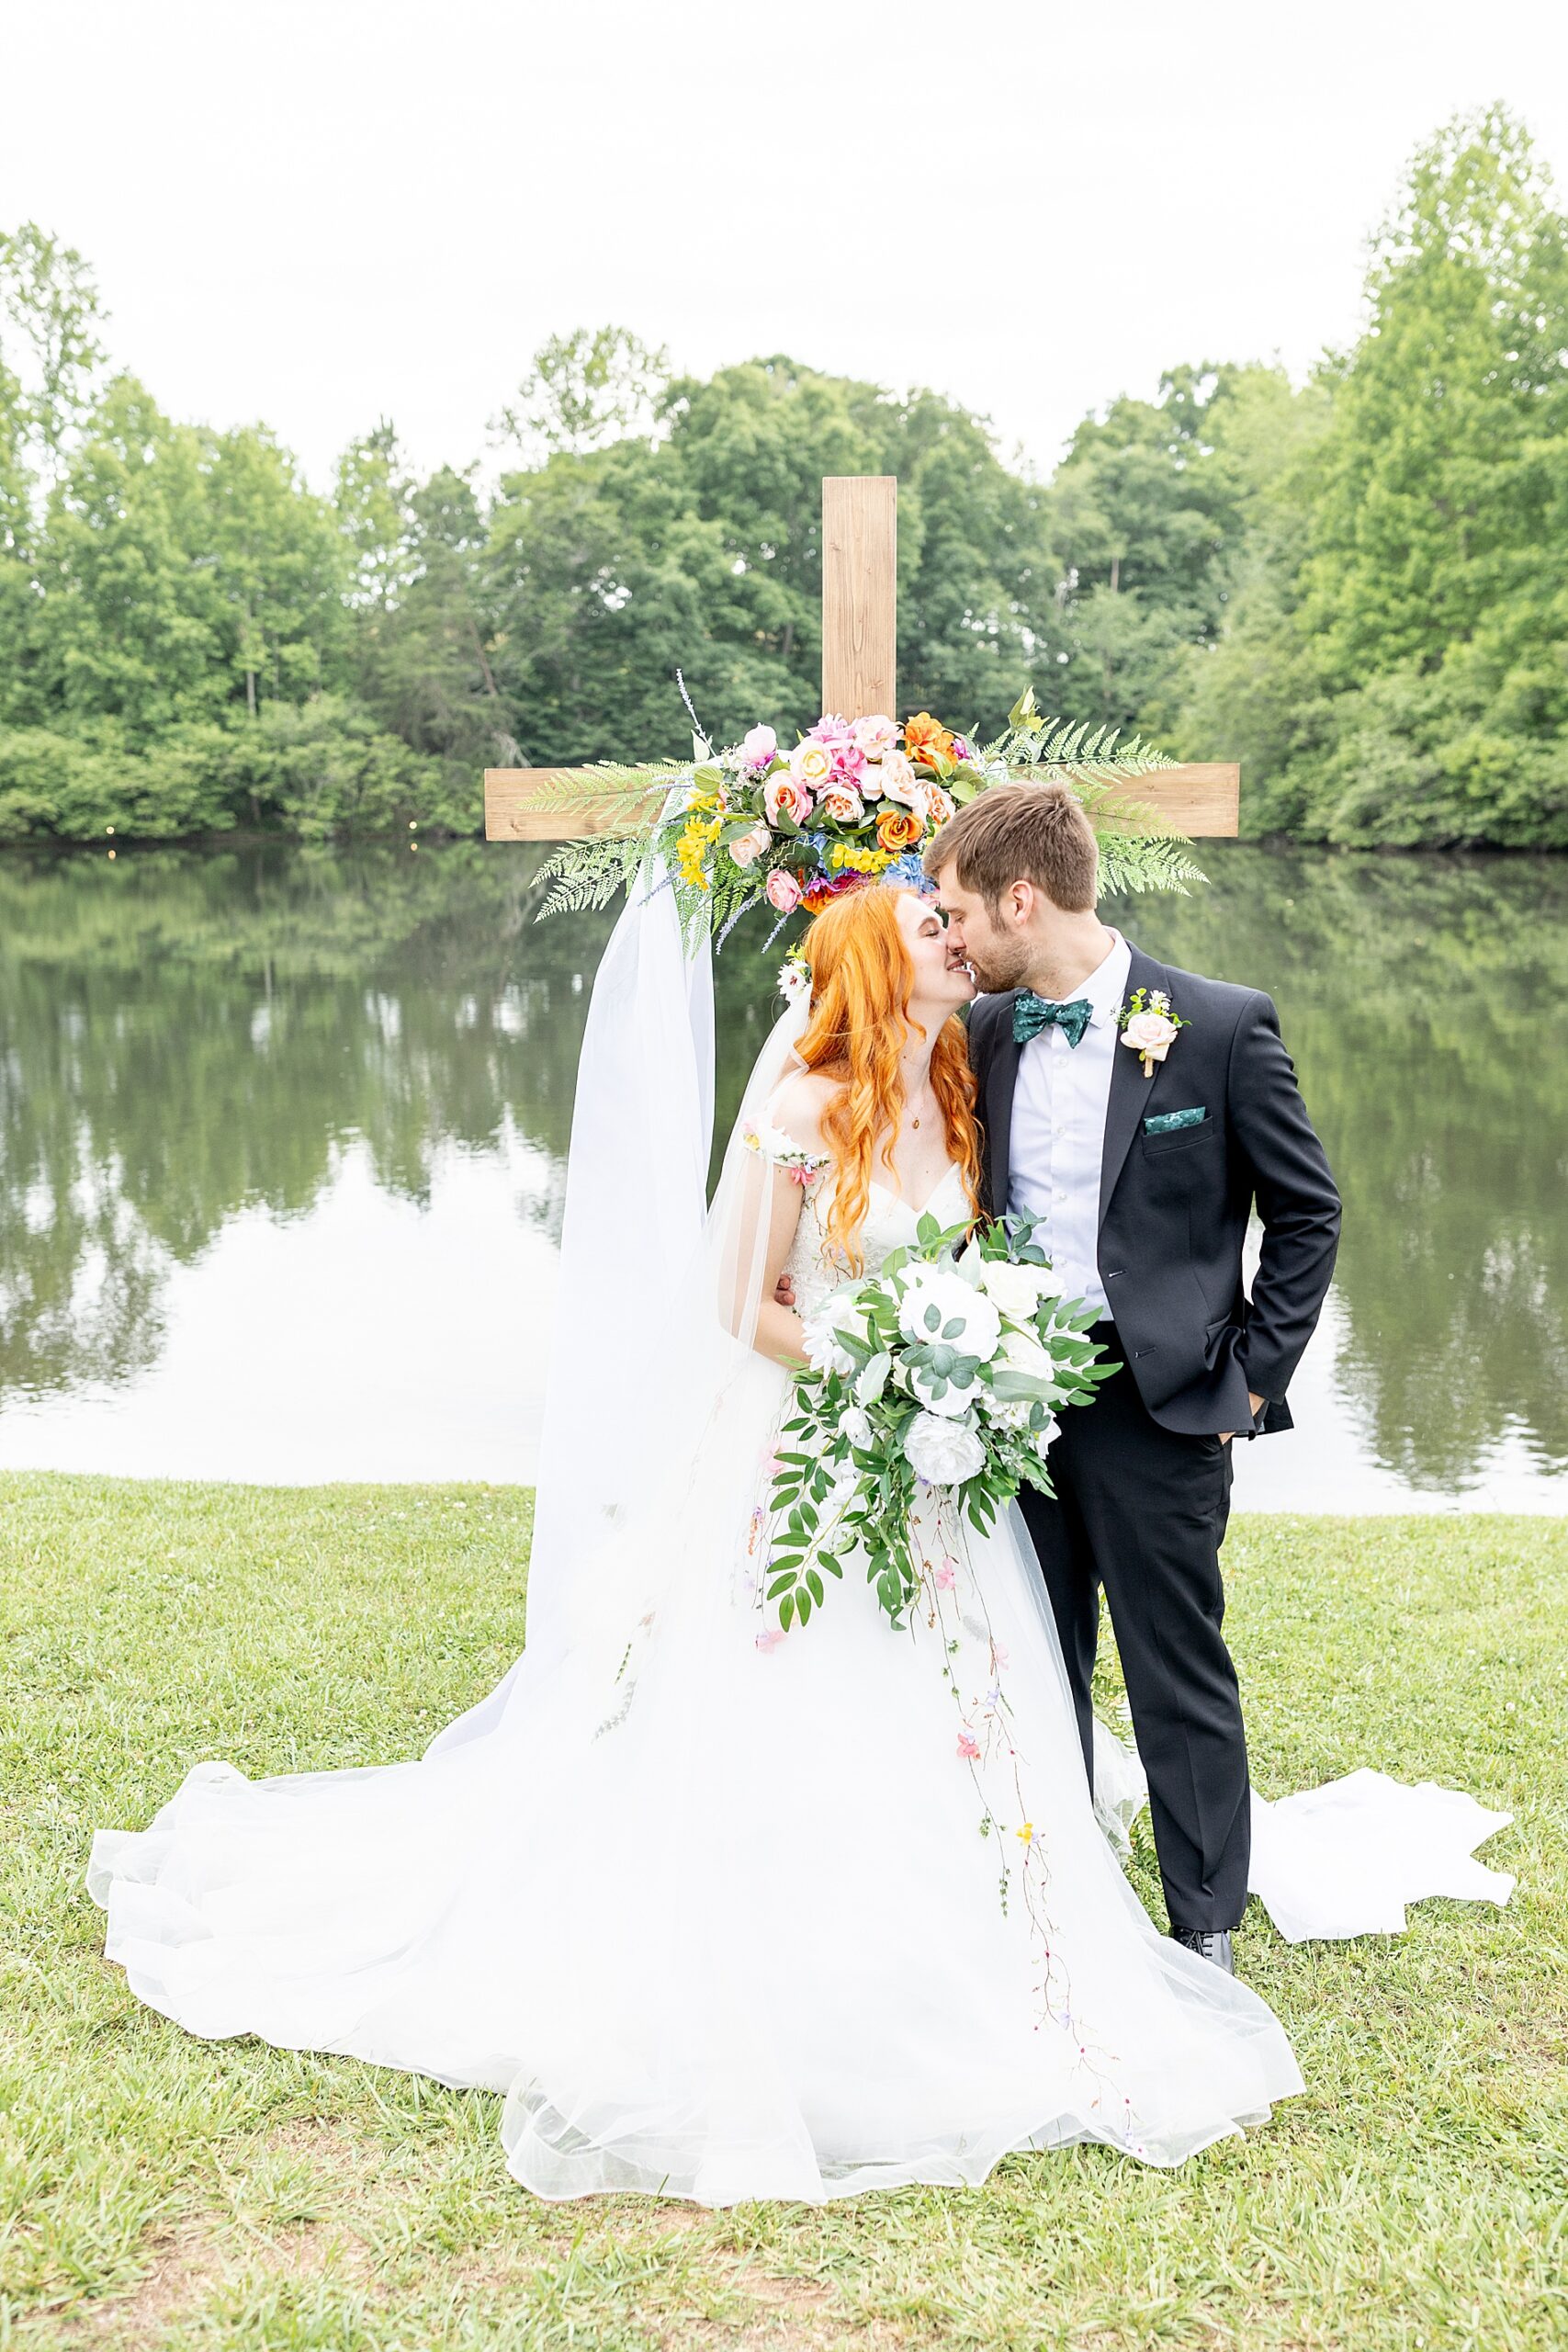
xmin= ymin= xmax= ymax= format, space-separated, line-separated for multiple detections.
xmin=1170 ymin=1927 xmax=1235 ymax=1975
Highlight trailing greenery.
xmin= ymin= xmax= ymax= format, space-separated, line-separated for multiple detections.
xmin=3 ymin=103 xmax=1566 ymax=851
xmin=1 ymin=1474 xmax=1560 ymax=2349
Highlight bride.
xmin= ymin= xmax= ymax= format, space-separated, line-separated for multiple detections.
xmin=87 ymin=876 xmax=1508 ymax=2205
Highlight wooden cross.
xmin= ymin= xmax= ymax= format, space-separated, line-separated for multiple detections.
xmin=483 ymin=477 xmax=1239 ymax=842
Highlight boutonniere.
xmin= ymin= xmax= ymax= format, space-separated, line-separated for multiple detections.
xmin=1116 ymin=987 xmax=1189 ymax=1080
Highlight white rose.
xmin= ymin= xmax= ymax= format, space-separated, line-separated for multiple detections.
xmin=803 ymin=1288 xmax=865 ymax=1377
xmin=728 ymin=824 xmax=771 ymax=870
xmin=1122 ymin=1011 xmax=1179 ymax=1059
xmin=976 ymin=1258 xmax=1057 ymax=1325
xmin=903 ymin=1410 xmax=987 ymax=1486
xmin=878 ymin=750 xmax=925 ymax=812
xmin=998 ymin=1329 xmax=1054 ymax=1385
xmin=897 ymin=1267 xmax=1002 ymax=1363
xmin=860 ymin=762 xmax=886 ymax=800
xmin=818 ymin=785 xmax=865 ymax=825
xmin=840 ymin=1404 xmax=874 ymax=1451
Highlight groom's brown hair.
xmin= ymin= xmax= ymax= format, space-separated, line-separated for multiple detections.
xmin=923 ymin=781 xmax=1099 ymax=913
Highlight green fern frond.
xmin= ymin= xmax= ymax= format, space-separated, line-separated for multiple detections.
xmin=525 ymin=760 xmax=689 ymax=834
xmin=533 ymin=835 xmax=648 ymax=918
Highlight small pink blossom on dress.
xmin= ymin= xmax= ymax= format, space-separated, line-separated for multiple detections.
xmin=934 ymin=1563 xmax=956 ymax=1590
xmin=755 ymin=1627 xmax=788 ymax=1653
xmin=956 ymin=1726 xmax=980 ymax=1760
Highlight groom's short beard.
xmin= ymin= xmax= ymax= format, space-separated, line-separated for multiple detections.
xmin=964 ymin=930 xmax=1033 ymax=994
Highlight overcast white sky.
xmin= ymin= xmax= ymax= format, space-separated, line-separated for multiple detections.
xmin=3 ymin=0 xmax=1565 ymax=492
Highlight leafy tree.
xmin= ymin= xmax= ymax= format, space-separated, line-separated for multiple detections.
xmin=493 ymin=325 xmax=670 ymax=459
xmin=0 ymin=222 xmax=107 ymax=491
xmin=1163 ymin=108 xmax=1568 ymax=845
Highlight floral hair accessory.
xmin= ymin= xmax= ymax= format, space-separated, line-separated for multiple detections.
xmin=1116 ymin=986 xmax=1189 ymax=1078
xmin=778 ymin=947 xmax=811 ymax=1005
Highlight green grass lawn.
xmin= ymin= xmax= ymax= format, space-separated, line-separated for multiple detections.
xmin=1 ymin=1473 xmax=1562 ymax=2352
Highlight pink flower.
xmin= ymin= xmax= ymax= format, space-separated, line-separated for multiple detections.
xmin=950 ymin=736 xmax=973 ymax=763
xmin=808 ymin=715 xmax=866 ymax=786
xmin=765 ymin=771 xmax=815 ymax=828
xmin=756 ymin=1627 xmax=788 ymax=1653
xmin=989 ymin=1642 xmax=1010 ymax=1671
xmin=808 ymin=713 xmax=856 ymax=750
xmin=1122 ymin=1010 xmax=1179 ymax=1059
xmin=956 ymin=1726 xmax=980 ymax=1760
xmin=740 ymin=724 xmax=778 ymax=768
xmin=924 ymin=786 xmax=956 ymax=830
xmin=934 ymin=1563 xmax=956 ymax=1590
xmin=764 ymin=869 xmax=802 ymax=914
xmin=852 ymin=714 xmax=899 ymax=760
xmin=818 ymin=784 xmax=865 ymax=825
xmin=728 ymin=824 xmax=770 ymax=869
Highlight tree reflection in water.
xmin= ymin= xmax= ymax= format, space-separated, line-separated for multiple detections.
xmin=0 ymin=841 xmax=1562 ymax=1494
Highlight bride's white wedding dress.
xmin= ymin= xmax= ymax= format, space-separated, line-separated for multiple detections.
xmin=87 ymin=885 xmax=1514 ymax=2205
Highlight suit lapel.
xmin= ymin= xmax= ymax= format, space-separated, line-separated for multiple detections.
xmin=983 ymin=994 xmax=1023 ymax=1216
xmin=1098 ymin=943 xmax=1167 ymax=1227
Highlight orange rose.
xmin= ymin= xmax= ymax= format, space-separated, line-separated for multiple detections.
xmin=903 ymin=711 xmax=953 ymax=768
xmin=876 ymin=806 xmax=922 ymax=853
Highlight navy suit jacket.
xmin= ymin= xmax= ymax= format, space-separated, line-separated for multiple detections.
xmin=965 ymin=942 xmax=1341 ymax=1437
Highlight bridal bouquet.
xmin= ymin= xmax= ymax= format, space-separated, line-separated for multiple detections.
xmin=763 ymin=1214 xmax=1117 ymax=1633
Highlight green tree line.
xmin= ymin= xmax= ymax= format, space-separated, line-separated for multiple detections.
xmin=2 ymin=105 xmax=1564 ymax=848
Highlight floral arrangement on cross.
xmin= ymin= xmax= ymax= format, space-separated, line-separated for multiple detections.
xmin=533 ymin=689 xmax=1205 ymax=943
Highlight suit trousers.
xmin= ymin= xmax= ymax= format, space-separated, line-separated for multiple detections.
xmin=1018 ymin=1325 xmax=1250 ymax=1932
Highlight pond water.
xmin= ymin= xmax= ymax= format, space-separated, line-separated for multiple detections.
xmin=1 ymin=840 xmax=1563 ymax=1511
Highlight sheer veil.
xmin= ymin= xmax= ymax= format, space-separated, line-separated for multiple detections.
xmin=429 ymin=874 xmax=804 ymax=1745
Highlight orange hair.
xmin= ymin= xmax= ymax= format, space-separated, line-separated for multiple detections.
xmin=795 ymin=888 xmax=983 ymax=1271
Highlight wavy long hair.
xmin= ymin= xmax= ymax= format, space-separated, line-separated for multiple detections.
xmin=795 ymin=888 xmax=983 ymax=1271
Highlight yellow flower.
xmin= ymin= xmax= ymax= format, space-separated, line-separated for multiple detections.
xmin=1016 ymin=1822 xmax=1033 ymax=1846
xmin=829 ymin=843 xmax=894 ymax=874
xmin=677 ymin=813 xmax=721 ymax=891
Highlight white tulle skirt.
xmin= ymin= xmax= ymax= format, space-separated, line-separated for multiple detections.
xmin=87 ymin=1369 xmax=1512 ymax=2203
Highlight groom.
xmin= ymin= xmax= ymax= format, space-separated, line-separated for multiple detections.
xmin=926 ymin=784 xmax=1340 ymax=1975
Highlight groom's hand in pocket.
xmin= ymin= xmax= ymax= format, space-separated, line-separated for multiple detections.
xmin=1220 ymin=1393 xmax=1267 ymax=1444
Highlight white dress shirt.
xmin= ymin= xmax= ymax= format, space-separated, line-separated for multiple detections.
xmin=1006 ymin=930 xmax=1132 ymax=1323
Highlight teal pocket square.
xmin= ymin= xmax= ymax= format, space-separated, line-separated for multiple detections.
xmin=1145 ymin=1106 xmax=1207 ymax=1135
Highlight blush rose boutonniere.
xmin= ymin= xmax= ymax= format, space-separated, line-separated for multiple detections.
xmin=1117 ymin=986 xmax=1189 ymax=1079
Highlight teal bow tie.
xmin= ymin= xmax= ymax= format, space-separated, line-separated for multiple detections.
xmin=1013 ymin=991 xmax=1093 ymax=1048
